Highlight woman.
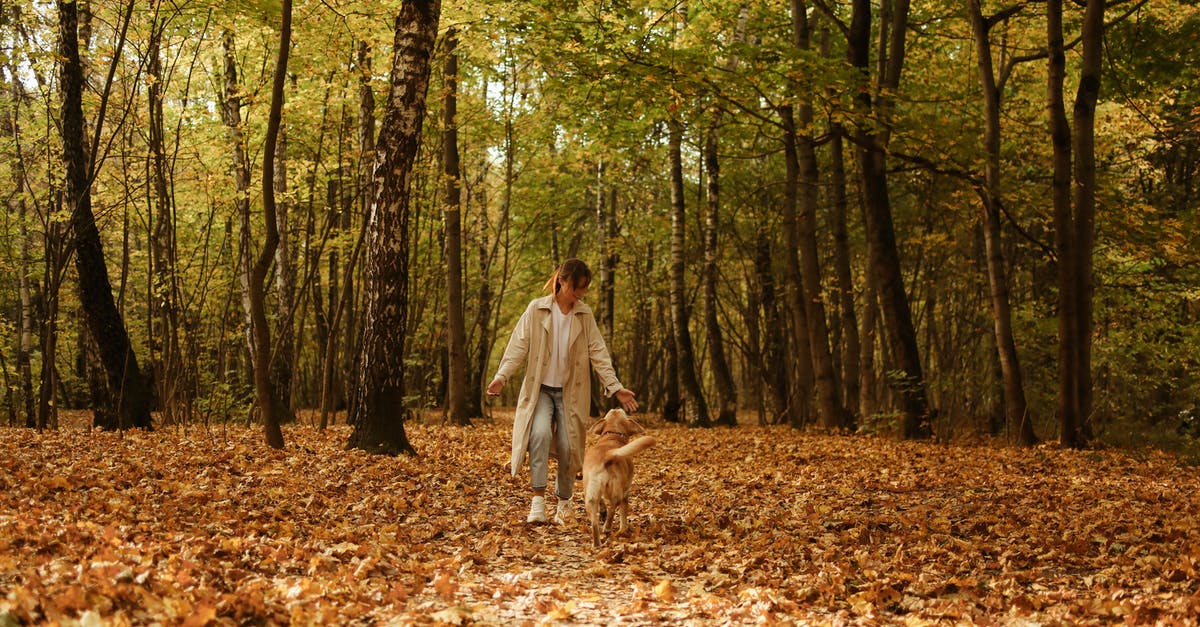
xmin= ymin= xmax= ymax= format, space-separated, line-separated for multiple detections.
xmin=487 ymin=259 xmax=639 ymax=524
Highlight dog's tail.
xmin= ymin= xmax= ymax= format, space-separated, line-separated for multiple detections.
xmin=607 ymin=436 xmax=656 ymax=462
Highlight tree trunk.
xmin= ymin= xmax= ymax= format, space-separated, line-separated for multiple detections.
xmin=443 ymin=28 xmax=471 ymax=425
xmin=667 ymin=119 xmax=711 ymax=427
xmin=967 ymin=0 xmax=1036 ymax=446
xmin=270 ymin=123 xmax=297 ymax=425
xmin=249 ymin=0 xmax=293 ymax=449
xmin=779 ymin=105 xmax=815 ymax=429
xmin=596 ymin=162 xmax=614 ymax=339
xmin=1048 ymin=0 xmax=1081 ymax=447
xmin=820 ymin=19 xmax=861 ymax=426
xmin=1072 ymin=0 xmax=1104 ymax=440
xmin=791 ymin=0 xmax=844 ymax=430
xmin=347 ymin=0 xmax=441 ymax=454
xmin=828 ymin=126 xmax=861 ymax=424
xmin=58 ymin=0 xmax=153 ymax=430
xmin=1051 ymin=0 xmax=1104 ymax=448
xmin=6 ymin=71 xmax=37 ymax=427
xmin=220 ymin=29 xmax=256 ymax=403
xmin=754 ymin=232 xmax=792 ymax=425
xmin=857 ymin=209 xmax=881 ymax=421
xmin=702 ymin=127 xmax=738 ymax=426
xmin=849 ymin=0 xmax=931 ymax=438
xmin=147 ymin=17 xmax=183 ymax=423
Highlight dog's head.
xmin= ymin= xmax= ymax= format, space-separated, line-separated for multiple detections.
xmin=590 ymin=408 xmax=646 ymax=438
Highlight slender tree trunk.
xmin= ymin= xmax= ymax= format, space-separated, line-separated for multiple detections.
xmin=271 ymin=123 xmax=297 ymax=424
xmin=220 ymin=29 xmax=256 ymax=406
xmin=667 ymin=119 xmax=711 ymax=427
xmin=820 ymin=19 xmax=861 ymax=425
xmin=1050 ymin=0 xmax=1105 ymax=448
xmin=1047 ymin=0 xmax=1082 ymax=447
xmin=6 ymin=70 xmax=37 ymax=427
xmin=596 ymin=162 xmax=613 ymax=339
xmin=249 ymin=0 xmax=293 ymax=449
xmin=828 ymin=126 xmax=861 ymax=423
xmin=702 ymin=127 xmax=738 ymax=426
xmin=791 ymin=0 xmax=844 ymax=430
xmin=316 ymin=176 xmax=338 ymax=428
xmin=779 ymin=105 xmax=815 ymax=429
xmin=147 ymin=12 xmax=188 ymax=424
xmin=59 ymin=0 xmax=153 ymax=430
xmin=754 ymin=231 xmax=791 ymax=425
xmin=849 ymin=0 xmax=931 ymax=438
xmin=968 ymin=0 xmax=1035 ymax=445
xmin=858 ymin=273 xmax=880 ymax=419
xmin=1072 ymin=0 xmax=1103 ymax=439
xmin=443 ymin=27 xmax=471 ymax=425
xmin=347 ymin=0 xmax=441 ymax=454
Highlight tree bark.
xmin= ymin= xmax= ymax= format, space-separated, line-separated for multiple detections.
xmin=1051 ymin=0 xmax=1104 ymax=448
xmin=347 ymin=0 xmax=441 ymax=454
xmin=754 ymin=231 xmax=792 ymax=425
xmin=1072 ymin=0 xmax=1104 ymax=439
xmin=702 ymin=127 xmax=738 ymax=426
xmin=5 ymin=68 xmax=37 ymax=427
xmin=849 ymin=0 xmax=931 ymax=438
xmin=442 ymin=27 xmax=472 ymax=425
xmin=791 ymin=0 xmax=844 ymax=430
xmin=250 ymin=0 xmax=293 ymax=449
xmin=146 ymin=9 xmax=196 ymax=424
xmin=967 ymin=0 xmax=1036 ymax=446
xmin=667 ymin=119 xmax=710 ymax=427
xmin=1048 ymin=0 xmax=1081 ymax=447
xmin=59 ymin=0 xmax=153 ymax=430
xmin=828 ymin=126 xmax=861 ymax=424
xmin=270 ymin=123 xmax=297 ymax=425
xmin=779 ymin=105 xmax=815 ymax=429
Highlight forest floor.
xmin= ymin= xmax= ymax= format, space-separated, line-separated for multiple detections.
xmin=1 ymin=409 xmax=1199 ymax=625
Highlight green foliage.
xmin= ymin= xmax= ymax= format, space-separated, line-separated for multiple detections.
xmin=0 ymin=0 xmax=1196 ymax=449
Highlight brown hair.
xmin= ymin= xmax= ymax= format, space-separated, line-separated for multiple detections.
xmin=543 ymin=258 xmax=592 ymax=294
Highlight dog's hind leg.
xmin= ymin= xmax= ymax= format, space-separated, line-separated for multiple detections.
xmin=615 ymin=499 xmax=629 ymax=535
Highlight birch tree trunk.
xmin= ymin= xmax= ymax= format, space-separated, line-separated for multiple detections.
xmin=6 ymin=69 xmax=37 ymax=427
xmin=271 ymin=123 xmax=297 ymax=425
xmin=347 ymin=0 xmax=441 ymax=454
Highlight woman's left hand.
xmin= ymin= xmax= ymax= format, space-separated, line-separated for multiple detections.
xmin=615 ymin=388 xmax=639 ymax=414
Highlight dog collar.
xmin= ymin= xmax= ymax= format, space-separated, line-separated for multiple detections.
xmin=601 ymin=431 xmax=630 ymax=443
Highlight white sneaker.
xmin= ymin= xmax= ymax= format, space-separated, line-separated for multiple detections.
xmin=527 ymin=496 xmax=547 ymax=523
xmin=553 ymin=499 xmax=573 ymax=525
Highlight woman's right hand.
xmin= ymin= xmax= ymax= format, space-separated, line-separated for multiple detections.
xmin=486 ymin=378 xmax=504 ymax=396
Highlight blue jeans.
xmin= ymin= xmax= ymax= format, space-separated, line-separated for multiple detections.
xmin=529 ymin=385 xmax=573 ymax=500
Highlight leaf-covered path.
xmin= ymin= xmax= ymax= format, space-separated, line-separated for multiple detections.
xmin=2 ymin=413 xmax=1198 ymax=625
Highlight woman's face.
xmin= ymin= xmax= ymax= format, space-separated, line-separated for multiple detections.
xmin=557 ymin=276 xmax=589 ymax=307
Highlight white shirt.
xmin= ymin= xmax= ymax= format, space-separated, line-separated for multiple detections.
xmin=542 ymin=301 xmax=573 ymax=387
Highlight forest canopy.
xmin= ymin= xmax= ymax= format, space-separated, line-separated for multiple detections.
xmin=1 ymin=0 xmax=1198 ymax=450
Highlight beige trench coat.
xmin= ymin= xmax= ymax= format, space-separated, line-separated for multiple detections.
xmin=493 ymin=295 xmax=624 ymax=478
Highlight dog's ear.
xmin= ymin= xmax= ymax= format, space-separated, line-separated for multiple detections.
xmin=590 ymin=417 xmax=608 ymax=436
xmin=627 ymin=419 xmax=645 ymax=435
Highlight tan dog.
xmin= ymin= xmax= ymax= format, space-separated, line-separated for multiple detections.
xmin=582 ymin=409 xmax=656 ymax=548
